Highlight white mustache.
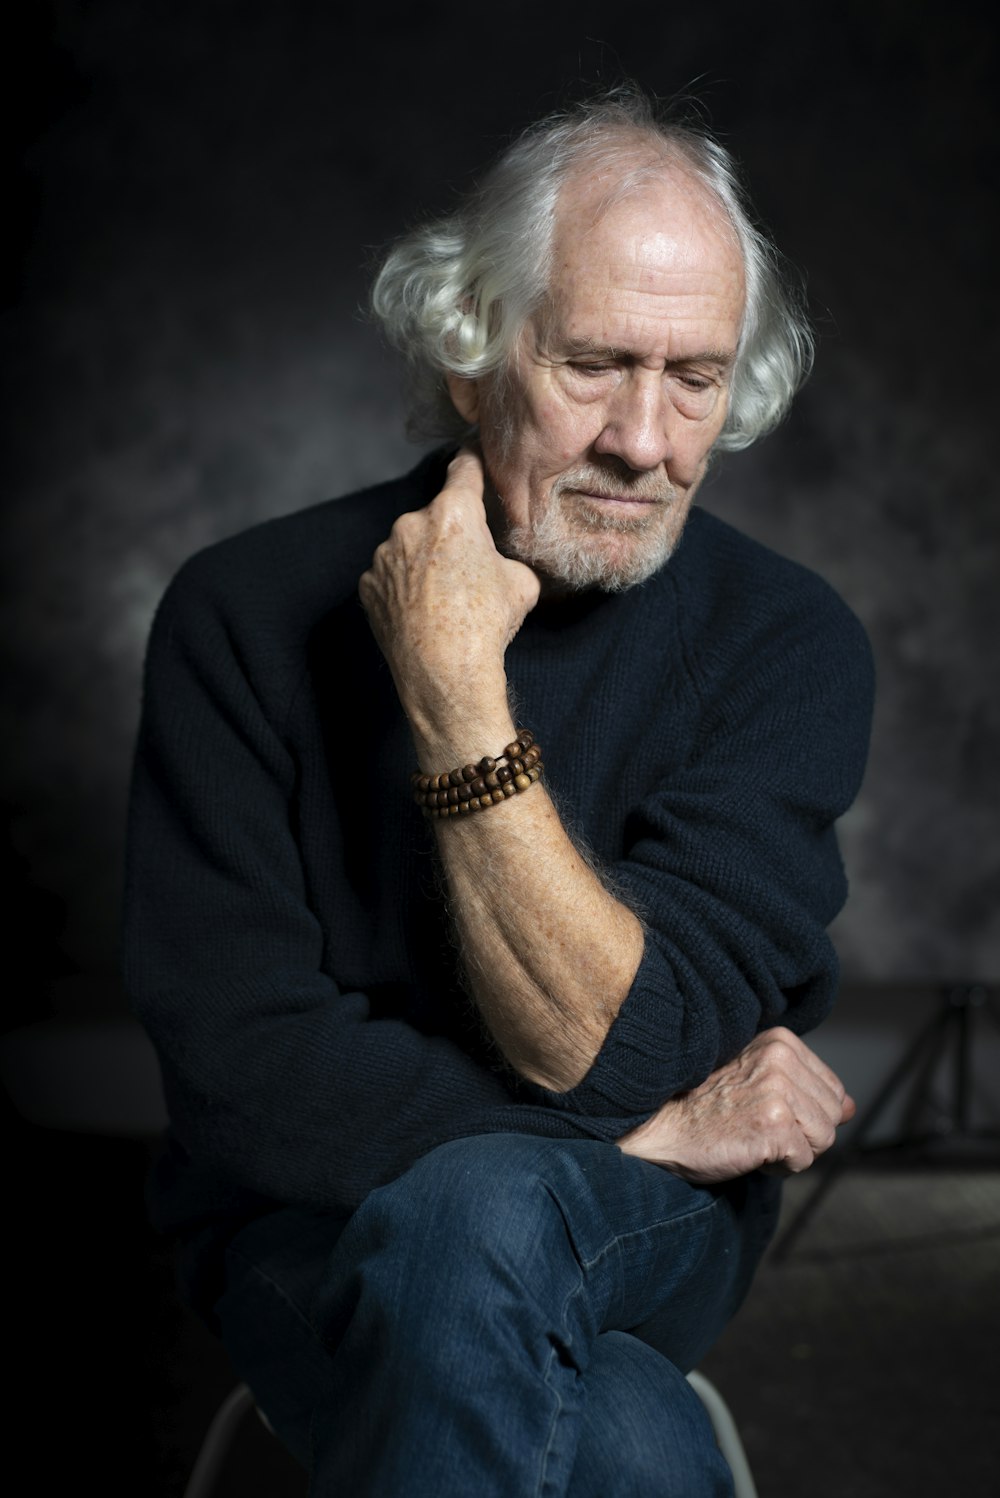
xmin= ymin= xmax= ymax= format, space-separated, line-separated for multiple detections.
xmin=552 ymin=467 xmax=675 ymax=505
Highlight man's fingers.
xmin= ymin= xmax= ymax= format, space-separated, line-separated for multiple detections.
xmin=789 ymin=1079 xmax=858 ymax=1163
xmin=769 ymin=1026 xmax=849 ymax=1108
xmin=500 ymin=554 xmax=542 ymax=617
xmin=746 ymin=1032 xmax=852 ymax=1167
xmin=796 ymin=1048 xmax=850 ymax=1114
xmin=755 ymin=1027 xmax=849 ymax=1129
xmin=440 ymin=450 xmax=541 ymax=617
xmin=442 ymin=445 xmax=486 ymax=501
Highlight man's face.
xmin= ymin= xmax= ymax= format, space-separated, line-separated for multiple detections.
xmin=450 ymin=168 xmax=746 ymax=592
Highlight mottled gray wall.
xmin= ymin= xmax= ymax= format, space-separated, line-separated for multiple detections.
xmin=4 ymin=0 xmax=997 ymax=1030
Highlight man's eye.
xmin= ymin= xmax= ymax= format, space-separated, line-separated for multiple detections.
xmin=571 ymin=362 xmax=613 ymax=377
xmin=678 ymin=374 xmax=712 ymax=391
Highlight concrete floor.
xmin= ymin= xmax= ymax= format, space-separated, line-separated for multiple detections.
xmin=702 ymin=1167 xmax=1000 ymax=1497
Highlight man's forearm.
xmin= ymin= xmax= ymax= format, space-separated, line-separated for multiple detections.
xmin=413 ymin=711 xmax=644 ymax=1091
xmin=360 ymin=452 xmax=645 ymax=1091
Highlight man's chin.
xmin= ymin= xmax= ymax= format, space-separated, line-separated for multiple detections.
xmin=504 ymin=518 xmax=683 ymax=594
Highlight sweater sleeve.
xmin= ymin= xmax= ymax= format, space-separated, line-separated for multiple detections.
xmin=123 ymin=560 xmax=516 ymax=1217
xmin=522 ymin=579 xmax=875 ymax=1122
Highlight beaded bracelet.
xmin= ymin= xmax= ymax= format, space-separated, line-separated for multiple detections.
xmin=411 ymin=730 xmax=544 ymax=819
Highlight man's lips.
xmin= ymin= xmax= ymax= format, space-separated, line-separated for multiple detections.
xmin=573 ymin=489 xmax=669 ymax=507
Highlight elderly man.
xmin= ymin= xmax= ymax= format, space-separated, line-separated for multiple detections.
xmin=126 ymin=91 xmax=873 ymax=1495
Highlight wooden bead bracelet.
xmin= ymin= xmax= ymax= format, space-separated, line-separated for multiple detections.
xmin=411 ymin=730 xmax=544 ymax=819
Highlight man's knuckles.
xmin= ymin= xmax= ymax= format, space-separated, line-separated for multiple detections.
xmin=754 ymin=1027 xmax=803 ymax=1066
xmin=501 ymin=556 xmax=542 ymax=610
xmin=750 ymin=1094 xmax=796 ymax=1133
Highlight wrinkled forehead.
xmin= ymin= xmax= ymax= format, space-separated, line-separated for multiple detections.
xmin=543 ymin=161 xmax=746 ymax=322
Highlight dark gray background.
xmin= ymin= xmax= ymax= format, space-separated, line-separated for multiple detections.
xmin=3 ymin=0 xmax=998 ymax=1042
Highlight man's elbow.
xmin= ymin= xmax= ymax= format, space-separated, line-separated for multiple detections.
xmin=507 ymin=1007 xmax=614 ymax=1094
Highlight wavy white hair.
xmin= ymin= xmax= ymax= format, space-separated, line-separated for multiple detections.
xmin=371 ymin=89 xmax=813 ymax=452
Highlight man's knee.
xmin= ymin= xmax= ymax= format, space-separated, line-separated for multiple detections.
xmin=340 ymin=1133 xmax=599 ymax=1315
xmin=572 ymin=1334 xmax=733 ymax=1498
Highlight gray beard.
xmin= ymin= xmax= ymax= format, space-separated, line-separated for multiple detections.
xmin=501 ymin=485 xmax=682 ymax=593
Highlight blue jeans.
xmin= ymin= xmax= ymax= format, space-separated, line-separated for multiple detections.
xmin=214 ymin=1134 xmax=780 ymax=1496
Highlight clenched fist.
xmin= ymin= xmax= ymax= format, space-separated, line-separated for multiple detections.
xmin=618 ymin=1027 xmax=855 ymax=1183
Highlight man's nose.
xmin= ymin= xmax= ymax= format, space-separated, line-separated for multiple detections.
xmin=592 ymin=375 xmax=673 ymax=471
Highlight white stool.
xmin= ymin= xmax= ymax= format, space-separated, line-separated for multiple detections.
xmin=687 ymin=1370 xmax=759 ymax=1498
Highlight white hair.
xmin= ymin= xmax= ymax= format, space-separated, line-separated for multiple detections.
xmin=371 ymin=88 xmax=813 ymax=452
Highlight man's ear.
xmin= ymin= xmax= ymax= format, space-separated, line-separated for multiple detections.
xmin=445 ymin=372 xmax=481 ymax=426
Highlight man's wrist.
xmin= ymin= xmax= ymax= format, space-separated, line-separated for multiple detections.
xmin=409 ymin=704 xmax=517 ymax=776
xmin=618 ymin=1102 xmax=681 ymax=1165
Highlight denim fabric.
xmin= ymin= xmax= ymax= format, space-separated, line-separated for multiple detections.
xmin=215 ymin=1134 xmax=780 ymax=1496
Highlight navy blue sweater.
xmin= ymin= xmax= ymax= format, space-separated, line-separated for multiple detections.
xmin=124 ymin=450 xmax=873 ymax=1256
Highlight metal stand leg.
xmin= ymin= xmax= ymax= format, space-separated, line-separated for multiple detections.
xmin=771 ymin=984 xmax=998 ymax=1262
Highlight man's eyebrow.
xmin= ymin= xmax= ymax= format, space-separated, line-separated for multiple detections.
xmin=555 ymin=336 xmax=736 ymax=368
xmin=673 ymin=348 xmax=737 ymax=370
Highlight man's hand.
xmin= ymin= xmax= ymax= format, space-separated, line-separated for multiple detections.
xmin=359 ymin=448 xmax=540 ymax=767
xmin=618 ymin=1027 xmax=855 ymax=1183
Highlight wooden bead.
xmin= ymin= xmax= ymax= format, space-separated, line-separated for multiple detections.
xmin=413 ymin=731 xmax=541 ymax=818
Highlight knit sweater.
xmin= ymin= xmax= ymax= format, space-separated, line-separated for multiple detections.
xmin=124 ymin=449 xmax=873 ymax=1249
